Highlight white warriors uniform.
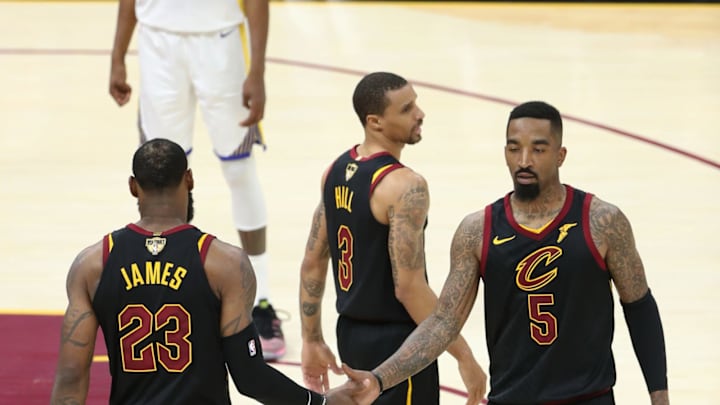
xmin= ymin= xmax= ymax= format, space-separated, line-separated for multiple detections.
xmin=135 ymin=0 xmax=264 ymax=159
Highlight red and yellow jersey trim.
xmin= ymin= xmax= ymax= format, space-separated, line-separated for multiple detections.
xmin=370 ymin=163 xmax=404 ymax=194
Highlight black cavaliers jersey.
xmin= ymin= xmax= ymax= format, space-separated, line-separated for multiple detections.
xmin=481 ymin=185 xmax=615 ymax=404
xmin=92 ymin=224 xmax=230 ymax=405
xmin=323 ymin=146 xmax=415 ymax=323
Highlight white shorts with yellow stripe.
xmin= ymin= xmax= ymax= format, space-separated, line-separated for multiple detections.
xmin=137 ymin=22 xmax=265 ymax=160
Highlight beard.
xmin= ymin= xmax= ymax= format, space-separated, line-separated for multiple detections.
xmin=514 ymin=182 xmax=540 ymax=201
xmin=513 ymin=169 xmax=540 ymax=201
xmin=406 ymin=121 xmax=423 ymax=145
xmin=187 ymin=191 xmax=194 ymax=223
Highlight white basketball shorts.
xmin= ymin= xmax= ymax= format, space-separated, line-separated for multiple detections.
xmin=137 ymin=23 xmax=263 ymax=159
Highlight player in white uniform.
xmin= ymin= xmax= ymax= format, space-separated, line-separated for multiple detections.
xmin=108 ymin=0 xmax=285 ymax=360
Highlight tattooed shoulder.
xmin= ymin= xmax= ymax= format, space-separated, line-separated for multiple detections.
xmin=588 ymin=196 xmax=622 ymax=257
xmin=388 ymin=171 xmax=429 ymax=228
xmin=590 ymin=196 xmax=649 ymax=302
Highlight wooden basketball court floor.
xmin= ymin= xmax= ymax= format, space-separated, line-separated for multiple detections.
xmin=0 ymin=1 xmax=718 ymax=403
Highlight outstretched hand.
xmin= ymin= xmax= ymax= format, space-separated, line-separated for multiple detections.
xmin=302 ymin=341 xmax=342 ymax=392
xmin=324 ymin=376 xmax=371 ymax=405
xmin=341 ymin=363 xmax=381 ymax=405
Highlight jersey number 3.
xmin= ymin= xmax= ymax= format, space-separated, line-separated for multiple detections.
xmin=119 ymin=303 xmax=192 ymax=372
xmin=337 ymin=225 xmax=354 ymax=291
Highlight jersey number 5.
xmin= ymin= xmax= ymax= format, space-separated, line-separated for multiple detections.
xmin=337 ymin=225 xmax=354 ymax=291
xmin=119 ymin=303 xmax=192 ymax=372
xmin=528 ymin=294 xmax=558 ymax=345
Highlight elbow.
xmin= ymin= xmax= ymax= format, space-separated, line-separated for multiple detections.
xmin=300 ymin=255 xmax=327 ymax=278
xmin=300 ymin=258 xmax=316 ymax=277
xmin=53 ymin=363 xmax=87 ymax=392
xmin=394 ymin=283 xmax=414 ymax=305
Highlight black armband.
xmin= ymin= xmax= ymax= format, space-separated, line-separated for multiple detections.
xmin=223 ymin=323 xmax=326 ymax=404
xmin=371 ymin=370 xmax=384 ymax=394
xmin=622 ymin=289 xmax=668 ymax=392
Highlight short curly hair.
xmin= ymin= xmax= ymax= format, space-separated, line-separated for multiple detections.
xmin=132 ymin=138 xmax=188 ymax=191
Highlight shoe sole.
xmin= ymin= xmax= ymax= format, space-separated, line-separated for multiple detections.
xmin=262 ymin=348 xmax=286 ymax=362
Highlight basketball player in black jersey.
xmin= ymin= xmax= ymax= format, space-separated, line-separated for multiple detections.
xmin=298 ymin=72 xmax=487 ymax=404
xmin=51 ymin=139 xmax=359 ymax=404
xmin=345 ymin=101 xmax=669 ymax=405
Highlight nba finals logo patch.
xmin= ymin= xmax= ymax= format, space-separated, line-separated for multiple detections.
xmin=248 ymin=339 xmax=257 ymax=357
xmin=345 ymin=162 xmax=358 ymax=181
xmin=145 ymin=237 xmax=167 ymax=256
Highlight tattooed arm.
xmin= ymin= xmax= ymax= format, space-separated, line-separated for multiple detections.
xmin=382 ymin=171 xmax=480 ymax=354
xmin=360 ymin=175 xmax=487 ymax=403
xmin=590 ymin=197 xmax=669 ymax=405
xmin=299 ymin=200 xmax=339 ymax=392
xmin=51 ymin=243 xmax=102 ymax=405
xmin=589 ymin=197 xmax=649 ymax=303
xmin=209 ymin=231 xmax=353 ymax=404
xmin=379 ymin=170 xmax=436 ymax=323
xmin=204 ymin=239 xmax=258 ymax=337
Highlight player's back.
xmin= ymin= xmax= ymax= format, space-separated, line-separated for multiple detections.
xmin=92 ymin=224 xmax=230 ymax=405
xmin=323 ymin=147 xmax=414 ymax=323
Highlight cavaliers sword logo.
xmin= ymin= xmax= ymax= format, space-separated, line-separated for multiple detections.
xmin=145 ymin=237 xmax=166 ymax=256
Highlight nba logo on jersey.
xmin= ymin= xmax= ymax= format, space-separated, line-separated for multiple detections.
xmin=145 ymin=237 xmax=166 ymax=256
xmin=248 ymin=339 xmax=257 ymax=357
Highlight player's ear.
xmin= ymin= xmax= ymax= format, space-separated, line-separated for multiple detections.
xmin=367 ymin=114 xmax=382 ymax=131
xmin=129 ymin=176 xmax=139 ymax=197
xmin=185 ymin=169 xmax=194 ymax=191
xmin=558 ymin=146 xmax=567 ymax=167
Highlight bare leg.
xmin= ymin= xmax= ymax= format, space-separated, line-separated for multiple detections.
xmin=239 ymin=227 xmax=266 ymax=256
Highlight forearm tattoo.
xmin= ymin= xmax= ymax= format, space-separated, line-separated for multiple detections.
xmin=301 ymin=278 xmax=323 ymax=318
xmin=301 ymin=260 xmax=326 ymax=341
xmin=379 ymin=214 xmax=483 ymax=388
xmin=378 ymin=313 xmax=456 ymax=389
xmin=302 ymin=277 xmax=324 ymax=299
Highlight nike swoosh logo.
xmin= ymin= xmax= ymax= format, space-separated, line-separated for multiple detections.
xmin=492 ymin=235 xmax=516 ymax=245
xmin=219 ymin=29 xmax=235 ymax=38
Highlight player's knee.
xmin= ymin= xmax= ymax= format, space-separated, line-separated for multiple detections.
xmin=221 ymin=158 xmax=257 ymax=188
xmin=221 ymin=158 xmax=267 ymax=230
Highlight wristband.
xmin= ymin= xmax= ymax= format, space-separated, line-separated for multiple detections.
xmin=371 ymin=370 xmax=384 ymax=394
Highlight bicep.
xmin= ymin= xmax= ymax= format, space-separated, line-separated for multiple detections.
xmin=207 ymin=243 xmax=256 ymax=337
xmin=387 ymin=176 xmax=429 ymax=284
xmin=592 ymin=200 xmax=648 ymax=303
